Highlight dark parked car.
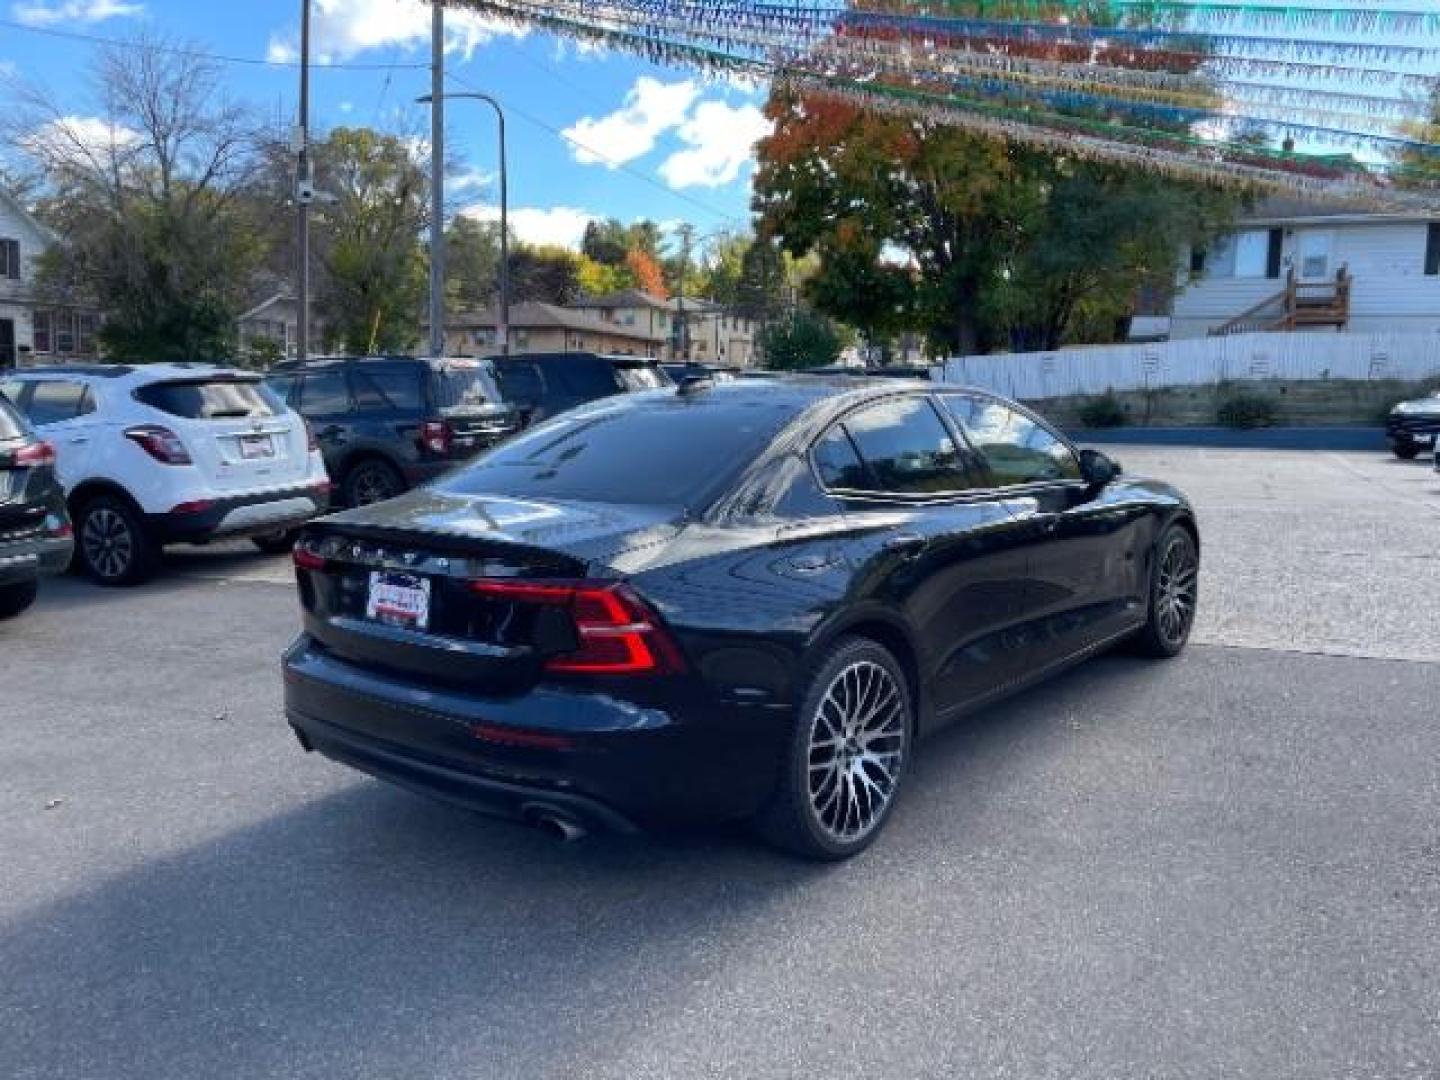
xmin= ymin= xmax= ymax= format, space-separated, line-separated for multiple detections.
xmin=283 ymin=377 xmax=1200 ymax=859
xmin=808 ymin=364 xmax=935 ymax=381
xmin=662 ymin=362 xmax=737 ymax=384
xmin=266 ymin=357 xmax=520 ymax=506
xmin=493 ymin=352 xmax=671 ymax=426
xmin=0 ymin=392 xmax=72 ymax=618
xmin=1384 ymin=389 xmax=1440 ymax=459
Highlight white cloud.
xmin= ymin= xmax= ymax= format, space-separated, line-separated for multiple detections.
xmin=451 ymin=168 xmax=496 ymax=194
xmin=460 ymin=204 xmax=596 ymax=250
xmin=22 ymin=115 xmax=141 ymax=167
xmin=658 ymin=101 xmax=770 ymax=189
xmin=267 ymin=0 xmax=525 ymax=64
xmin=562 ymin=76 xmax=698 ymax=169
xmin=10 ymin=0 xmax=142 ymax=26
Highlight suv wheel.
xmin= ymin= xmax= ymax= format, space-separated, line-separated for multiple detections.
xmin=0 ymin=579 xmax=39 ymax=619
xmin=1392 ymin=440 xmax=1420 ymax=460
xmin=343 ymin=459 xmax=405 ymax=507
xmin=76 ymin=495 xmax=157 ymax=587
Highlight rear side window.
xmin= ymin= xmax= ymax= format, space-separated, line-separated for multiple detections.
xmin=264 ymin=373 xmax=299 ymax=406
xmin=441 ymin=397 xmax=797 ymax=506
xmin=554 ymin=360 xmax=621 ymax=399
xmin=0 ymin=394 xmax=27 ymax=440
xmin=494 ymin=361 xmax=544 ymax=407
xmin=941 ymin=394 xmax=1081 ymax=486
xmin=135 ymin=379 xmax=279 ymax=420
xmin=812 ymin=426 xmax=869 ymax=490
xmin=23 ymin=380 xmax=94 ymax=426
xmin=297 ymin=371 xmax=352 ymax=416
xmin=430 ymin=361 xmax=501 ymax=410
xmin=615 ymin=365 xmax=667 ymax=391
xmin=832 ymin=396 xmax=976 ymax=495
xmin=354 ymin=368 xmax=424 ymax=413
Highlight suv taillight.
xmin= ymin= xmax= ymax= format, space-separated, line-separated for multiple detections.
xmin=123 ymin=425 xmax=192 ymax=465
xmin=419 ymin=419 xmax=452 ymax=456
xmin=467 ymin=579 xmax=685 ymax=675
xmin=14 ymin=440 xmax=56 ymax=467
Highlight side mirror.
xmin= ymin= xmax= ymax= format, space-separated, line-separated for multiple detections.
xmin=1079 ymin=448 xmax=1121 ymax=486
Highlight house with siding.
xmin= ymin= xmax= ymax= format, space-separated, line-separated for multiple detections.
xmin=1145 ymin=198 xmax=1440 ymax=340
xmin=440 ymin=301 xmax=667 ymax=358
xmin=0 ymin=189 xmax=101 ymax=367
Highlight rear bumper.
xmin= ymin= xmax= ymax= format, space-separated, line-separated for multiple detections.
xmin=1386 ymin=415 xmax=1440 ymax=442
xmin=282 ymin=635 xmax=790 ymax=831
xmin=148 ymin=483 xmax=331 ymax=544
xmin=0 ymin=532 xmax=72 ymax=585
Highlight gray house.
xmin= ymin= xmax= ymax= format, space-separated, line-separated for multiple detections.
xmin=0 ymin=188 xmax=101 ymax=367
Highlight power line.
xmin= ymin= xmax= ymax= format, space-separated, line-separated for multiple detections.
xmin=0 ymin=18 xmax=431 ymax=71
xmin=444 ymin=69 xmax=746 ymax=226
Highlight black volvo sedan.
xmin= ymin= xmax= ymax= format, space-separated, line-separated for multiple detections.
xmin=283 ymin=377 xmax=1199 ymax=859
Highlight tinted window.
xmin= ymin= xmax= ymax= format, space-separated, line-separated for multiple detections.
xmin=441 ymin=397 xmax=795 ymax=506
xmin=554 ymin=360 xmax=621 ymax=398
xmin=429 ymin=361 xmax=502 ymax=410
xmin=615 ymin=365 xmax=667 ymax=391
xmin=494 ymin=361 xmax=544 ymax=407
xmin=265 ymin=373 xmax=299 ymax=406
xmin=839 ymin=396 xmax=975 ymax=494
xmin=354 ymin=368 xmax=424 ymax=413
xmin=135 ymin=379 xmax=279 ymax=420
xmin=941 ymin=394 xmax=1081 ymax=486
xmin=298 ymin=370 xmax=351 ymax=416
xmin=0 ymin=393 xmax=27 ymax=440
xmin=24 ymin=380 xmax=92 ymax=426
xmin=812 ymin=425 xmax=869 ymax=490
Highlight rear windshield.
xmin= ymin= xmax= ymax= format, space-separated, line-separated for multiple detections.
xmin=616 ymin=365 xmax=668 ymax=392
xmin=0 ymin=394 xmax=27 ymax=440
xmin=135 ymin=379 xmax=281 ymax=420
xmin=429 ymin=361 xmax=503 ymax=410
xmin=439 ymin=394 xmax=797 ymax=506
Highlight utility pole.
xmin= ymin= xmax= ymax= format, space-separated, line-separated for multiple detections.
xmin=676 ymin=222 xmax=694 ymax=362
xmin=427 ymin=2 xmax=446 ymax=357
xmin=295 ymin=0 xmax=311 ymax=362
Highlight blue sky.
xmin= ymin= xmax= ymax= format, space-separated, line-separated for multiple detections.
xmin=0 ymin=0 xmax=768 ymax=247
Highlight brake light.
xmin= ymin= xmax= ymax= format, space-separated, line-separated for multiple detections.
xmin=124 ymin=425 xmax=192 ymax=465
xmin=14 ymin=440 xmax=56 ymax=467
xmin=293 ymin=546 xmax=328 ymax=572
xmin=170 ymin=499 xmax=215 ymax=515
xmin=466 ymin=579 xmax=685 ymax=675
xmin=419 ymin=419 xmax=452 ymax=456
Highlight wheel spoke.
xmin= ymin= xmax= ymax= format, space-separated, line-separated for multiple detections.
xmin=804 ymin=659 xmax=907 ymax=844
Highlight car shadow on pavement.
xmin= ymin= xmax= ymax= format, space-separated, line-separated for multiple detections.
xmin=0 ymin=650 xmax=1170 ymax=1079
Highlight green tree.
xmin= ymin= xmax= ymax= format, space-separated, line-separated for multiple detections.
xmin=445 ymin=215 xmax=502 ymax=313
xmin=310 ymin=127 xmax=428 ymax=354
xmin=757 ymin=310 xmax=844 ymax=370
xmin=508 ymin=244 xmax=582 ymax=305
xmin=13 ymin=38 xmax=265 ymax=361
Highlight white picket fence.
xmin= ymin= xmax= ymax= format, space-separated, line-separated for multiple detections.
xmin=937 ymin=332 xmax=1440 ymax=401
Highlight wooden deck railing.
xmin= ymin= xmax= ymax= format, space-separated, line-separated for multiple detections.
xmin=1210 ymin=265 xmax=1351 ymax=336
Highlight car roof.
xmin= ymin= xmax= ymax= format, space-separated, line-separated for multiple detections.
xmin=269 ymin=355 xmax=495 ymax=372
xmin=10 ymin=362 xmax=257 ymax=386
xmin=497 ymin=352 xmax=660 ymax=366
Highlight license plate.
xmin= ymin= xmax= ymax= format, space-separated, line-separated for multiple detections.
xmin=366 ymin=571 xmax=431 ymax=631
xmin=238 ymin=434 xmax=274 ymax=459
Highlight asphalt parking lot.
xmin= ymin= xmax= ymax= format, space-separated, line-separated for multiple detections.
xmin=3 ymin=445 xmax=1437 ymax=1079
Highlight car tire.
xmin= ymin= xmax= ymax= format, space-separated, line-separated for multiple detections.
xmin=251 ymin=530 xmax=300 ymax=555
xmin=1392 ymin=441 xmax=1420 ymax=460
xmin=75 ymin=494 xmax=157 ymax=588
xmin=342 ymin=458 xmax=406 ymax=507
xmin=0 ymin=579 xmax=39 ymax=619
xmin=755 ymin=637 xmax=913 ymax=861
xmin=1132 ymin=523 xmax=1199 ymax=659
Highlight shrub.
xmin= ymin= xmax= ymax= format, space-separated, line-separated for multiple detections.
xmin=1216 ymin=391 xmax=1279 ymax=429
xmin=1079 ymin=392 xmax=1128 ymax=428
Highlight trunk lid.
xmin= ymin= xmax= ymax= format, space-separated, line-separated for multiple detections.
xmin=296 ymin=490 xmax=684 ymax=692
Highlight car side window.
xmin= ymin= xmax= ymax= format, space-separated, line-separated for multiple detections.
xmin=812 ymin=426 xmax=869 ymax=490
xmin=265 ymin=374 xmax=299 ymax=407
xmin=940 ymin=394 xmax=1081 ymax=486
xmin=495 ymin=361 xmax=544 ymax=409
xmin=823 ymin=396 xmax=977 ymax=495
xmin=0 ymin=379 xmax=25 ymax=407
xmin=353 ymin=369 xmax=422 ymax=413
xmin=297 ymin=370 xmax=352 ymax=417
xmin=24 ymin=380 xmax=91 ymax=426
xmin=557 ymin=361 xmax=622 ymax=399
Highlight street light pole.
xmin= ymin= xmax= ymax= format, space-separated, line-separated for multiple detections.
xmin=418 ymin=91 xmax=509 ymax=355
xmin=296 ymin=0 xmax=311 ymax=363
xmin=427 ymin=3 xmax=445 ymax=357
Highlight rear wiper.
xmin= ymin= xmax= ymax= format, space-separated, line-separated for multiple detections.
xmin=208 ymin=410 xmax=255 ymax=419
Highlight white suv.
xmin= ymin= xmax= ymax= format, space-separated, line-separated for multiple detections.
xmin=0 ymin=364 xmax=330 ymax=586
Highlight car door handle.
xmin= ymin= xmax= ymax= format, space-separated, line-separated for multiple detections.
xmin=883 ymin=533 xmax=928 ymax=559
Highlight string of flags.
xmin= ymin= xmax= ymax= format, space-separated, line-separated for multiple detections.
xmin=446 ymin=0 xmax=1440 ymax=204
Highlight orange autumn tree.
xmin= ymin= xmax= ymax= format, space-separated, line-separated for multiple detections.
xmin=625 ymin=248 xmax=668 ymax=299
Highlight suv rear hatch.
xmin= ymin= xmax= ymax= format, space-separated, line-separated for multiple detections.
xmin=133 ymin=376 xmax=310 ymax=493
xmin=0 ymin=401 xmax=59 ymax=538
xmin=425 ymin=359 xmax=520 ymax=459
xmin=294 ymin=490 xmax=684 ymax=694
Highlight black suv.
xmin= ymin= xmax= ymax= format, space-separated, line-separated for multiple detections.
xmin=266 ymin=357 xmax=520 ymax=505
xmin=0 ymin=392 xmax=72 ymax=619
xmin=493 ymin=353 xmax=672 ymax=427
xmin=1384 ymin=388 xmax=1440 ymax=460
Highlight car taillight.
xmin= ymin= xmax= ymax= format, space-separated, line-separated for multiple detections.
xmin=293 ymin=546 xmax=328 ymax=572
xmin=124 ymin=425 xmax=192 ymax=465
xmin=419 ymin=419 xmax=452 ymax=456
xmin=14 ymin=440 xmax=56 ymax=467
xmin=466 ymin=579 xmax=685 ymax=675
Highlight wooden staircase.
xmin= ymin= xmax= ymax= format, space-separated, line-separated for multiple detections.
xmin=1210 ymin=266 xmax=1351 ymax=336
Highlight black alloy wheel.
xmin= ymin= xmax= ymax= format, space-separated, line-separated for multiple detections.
xmin=343 ymin=459 xmax=405 ymax=507
xmin=76 ymin=495 xmax=157 ymax=587
xmin=1392 ymin=440 xmax=1420 ymax=460
xmin=1134 ymin=524 xmax=1199 ymax=658
xmin=758 ymin=637 xmax=913 ymax=860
